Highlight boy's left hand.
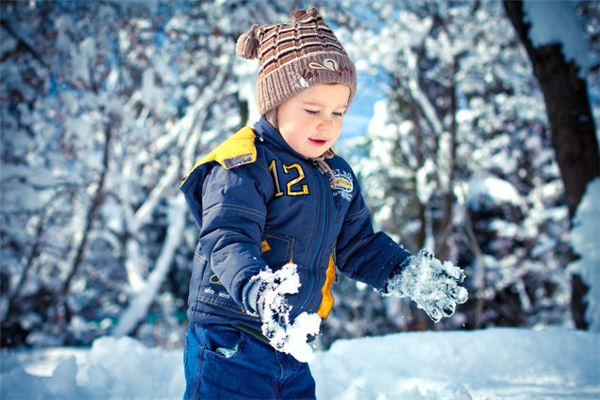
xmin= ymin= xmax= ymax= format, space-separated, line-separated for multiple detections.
xmin=386 ymin=249 xmax=468 ymax=322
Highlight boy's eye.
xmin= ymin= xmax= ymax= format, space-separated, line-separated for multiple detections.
xmin=304 ymin=109 xmax=345 ymax=117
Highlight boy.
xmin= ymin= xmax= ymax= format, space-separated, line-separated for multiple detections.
xmin=180 ymin=8 xmax=467 ymax=399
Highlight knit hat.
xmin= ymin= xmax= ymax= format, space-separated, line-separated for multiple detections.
xmin=236 ymin=7 xmax=356 ymax=116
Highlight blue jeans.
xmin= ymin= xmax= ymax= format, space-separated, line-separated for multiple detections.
xmin=183 ymin=322 xmax=316 ymax=399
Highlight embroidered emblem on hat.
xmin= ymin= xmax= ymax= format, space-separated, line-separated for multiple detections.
xmin=309 ymin=58 xmax=339 ymax=73
xmin=333 ymin=169 xmax=353 ymax=201
xmin=298 ymin=76 xmax=310 ymax=88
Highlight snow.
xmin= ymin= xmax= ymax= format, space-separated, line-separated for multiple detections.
xmin=466 ymin=175 xmax=526 ymax=212
xmin=314 ymin=328 xmax=600 ymax=399
xmin=416 ymin=159 xmax=437 ymax=204
xmin=568 ymin=178 xmax=600 ymax=331
xmin=2 ymin=328 xmax=598 ymax=399
xmin=254 ymin=263 xmax=321 ymax=362
xmin=282 ymin=312 xmax=321 ymax=363
xmin=523 ymin=0 xmax=592 ymax=75
xmin=113 ymin=196 xmax=187 ymax=337
xmin=386 ymin=249 xmax=468 ymax=323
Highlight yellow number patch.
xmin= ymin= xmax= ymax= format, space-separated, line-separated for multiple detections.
xmin=283 ymin=163 xmax=309 ymax=196
xmin=268 ymin=160 xmax=310 ymax=197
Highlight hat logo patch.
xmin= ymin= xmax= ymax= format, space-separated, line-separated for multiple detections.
xmin=309 ymin=58 xmax=339 ymax=73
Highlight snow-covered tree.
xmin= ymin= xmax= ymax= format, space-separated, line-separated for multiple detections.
xmin=0 ymin=0 xmax=286 ymax=347
xmin=2 ymin=0 xmax=596 ymax=350
xmin=324 ymin=0 xmax=576 ymax=340
xmin=504 ymin=0 xmax=599 ymax=330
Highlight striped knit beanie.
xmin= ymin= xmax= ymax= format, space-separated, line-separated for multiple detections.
xmin=236 ymin=7 xmax=356 ymax=116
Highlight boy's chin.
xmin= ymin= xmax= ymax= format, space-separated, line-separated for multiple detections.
xmin=302 ymin=150 xmax=327 ymax=159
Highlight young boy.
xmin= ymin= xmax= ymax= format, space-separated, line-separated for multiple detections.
xmin=180 ymin=7 xmax=467 ymax=399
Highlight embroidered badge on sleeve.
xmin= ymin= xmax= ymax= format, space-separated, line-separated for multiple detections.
xmin=333 ymin=169 xmax=353 ymax=201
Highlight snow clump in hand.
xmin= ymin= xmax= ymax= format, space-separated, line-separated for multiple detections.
xmin=386 ymin=249 xmax=468 ymax=322
xmin=255 ymin=263 xmax=321 ymax=362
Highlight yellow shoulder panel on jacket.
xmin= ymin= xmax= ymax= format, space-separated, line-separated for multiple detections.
xmin=181 ymin=127 xmax=257 ymax=186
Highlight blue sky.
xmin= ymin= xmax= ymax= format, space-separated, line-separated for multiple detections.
xmin=340 ymin=73 xmax=384 ymax=141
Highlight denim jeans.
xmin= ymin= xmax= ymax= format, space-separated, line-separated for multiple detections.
xmin=183 ymin=322 xmax=316 ymax=399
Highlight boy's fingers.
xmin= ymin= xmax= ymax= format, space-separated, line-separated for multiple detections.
xmin=426 ymin=306 xmax=442 ymax=322
xmin=438 ymin=300 xmax=456 ymax=317
xmin=440 ymin=262 xmax=466 ymax=283
xmin=454 ymin=286 xmax=468 ymax=304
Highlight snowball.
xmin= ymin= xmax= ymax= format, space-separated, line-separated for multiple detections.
xmin=258 ymin=263 xmax=322 ymax=362
xmin=281 ymin=312 xmax=322 ymax=363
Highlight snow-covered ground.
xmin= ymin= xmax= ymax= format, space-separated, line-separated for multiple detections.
xmin=1 ymin=328 xmax=598 ymax=399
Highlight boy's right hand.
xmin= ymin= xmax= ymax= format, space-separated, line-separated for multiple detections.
xmin=244 ymin=264 xmax=321 ymax=361
xmin=244 ymin=264 xmax=300 ymax=350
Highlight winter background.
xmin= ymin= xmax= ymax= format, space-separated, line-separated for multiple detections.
xmin=1 ymin=0 xmax=599 ymax=399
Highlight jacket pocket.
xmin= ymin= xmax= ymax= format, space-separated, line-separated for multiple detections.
xmin=189 ymin=249 xmax=247 ymax=315
xmin=199 ymin=325 xmax=244 ymax=360
xmin=261 ymin=232 xmax=295 ymax=268
xmin=187 ymin=251 xmax=208 ymax=308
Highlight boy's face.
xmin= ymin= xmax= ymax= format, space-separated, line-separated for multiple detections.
xmin=276 ymin=84 xmax=350 ymax=159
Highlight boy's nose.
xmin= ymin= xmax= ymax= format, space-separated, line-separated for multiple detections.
xmin=317 ymin=118 xmax=334 ymax=133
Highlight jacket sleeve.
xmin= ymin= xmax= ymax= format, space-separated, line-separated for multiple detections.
xmin=197 ymin=162 xmax=273 ymax=307
xmin=335 ymin=176 xmax=413 ymax=292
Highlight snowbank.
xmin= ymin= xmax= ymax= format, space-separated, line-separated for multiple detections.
xmin=1 ymin=328 xmax=598 ymax=399
xmin=313 ymin=328 xmax=600 ymax=399
xmin=568 ymin=178 xmax=600 ymax=331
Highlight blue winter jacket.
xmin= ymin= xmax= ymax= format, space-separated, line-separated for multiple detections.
xmin=180 ymin=116 xmax=412 ymax=332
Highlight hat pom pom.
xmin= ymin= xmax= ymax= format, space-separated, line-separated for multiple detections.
xmin=236 ymin=24 xmax=260 ymax=60
xmin=289 ymin=7 xmax=320 ymax=23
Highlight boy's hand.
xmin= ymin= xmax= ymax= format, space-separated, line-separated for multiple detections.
xmin=386 ymin=249 xmax=468 ymax=322
xmin=244 ymin=264 xmax=321 ymax=360
xmin=245 ymin=264 xmax=299 ymax=349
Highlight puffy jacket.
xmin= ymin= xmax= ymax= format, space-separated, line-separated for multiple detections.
xmin=180 ymin=116 xmax=412 ymax=331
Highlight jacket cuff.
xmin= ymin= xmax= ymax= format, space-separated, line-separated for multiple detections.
xmin=241 ymin=275 xmax=262 ymax=316
xmin=379 ymin=247 xmax=413 ymax=293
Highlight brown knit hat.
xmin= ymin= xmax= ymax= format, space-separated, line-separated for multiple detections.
xmin=236 ymin=7 xmax=356 ymax=116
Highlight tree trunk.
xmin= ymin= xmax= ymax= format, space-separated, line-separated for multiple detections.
xmin=112 ymin=198 xmax=187 ymax=337
xmin=503 ymin=0 xmax=600 ymax=329
xmin=409 ymin=101 xmax=427 ymax=250
xmin=60 ymin=119 xmax=112 ymax=324
xmin=436 ymin=57 xmax=460 ymax=260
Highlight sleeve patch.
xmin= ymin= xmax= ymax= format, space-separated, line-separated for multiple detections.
xmin=224 ymin=154 xmax=254 ymax=169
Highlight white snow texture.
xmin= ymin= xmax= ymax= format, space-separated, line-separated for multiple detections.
xmin=386 ymin=249 xmax=468 ymax=322
xmin=256 ymin=263 xmax=321 ymax=362
xmin=568 ymin=178 xmax=600 ymax=331
xmin=2 ymin=328 xmax=599 ymax=399
xmin=523 ymin=0 xmax=592 ymax=74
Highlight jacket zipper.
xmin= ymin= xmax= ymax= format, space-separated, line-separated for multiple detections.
xmin=303 ymin=159 xmax=331 ymax=313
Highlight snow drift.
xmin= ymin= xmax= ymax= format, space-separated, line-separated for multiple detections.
xmin=1 ymin=328 xmax=598 ymax=399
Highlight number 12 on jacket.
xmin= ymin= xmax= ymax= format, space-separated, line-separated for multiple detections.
xmin=269 ymin=160 xmax=310 ymax=197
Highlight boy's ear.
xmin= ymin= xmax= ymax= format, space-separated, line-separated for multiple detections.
xmin=265 ymin=109 xmax=278 ymax=128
